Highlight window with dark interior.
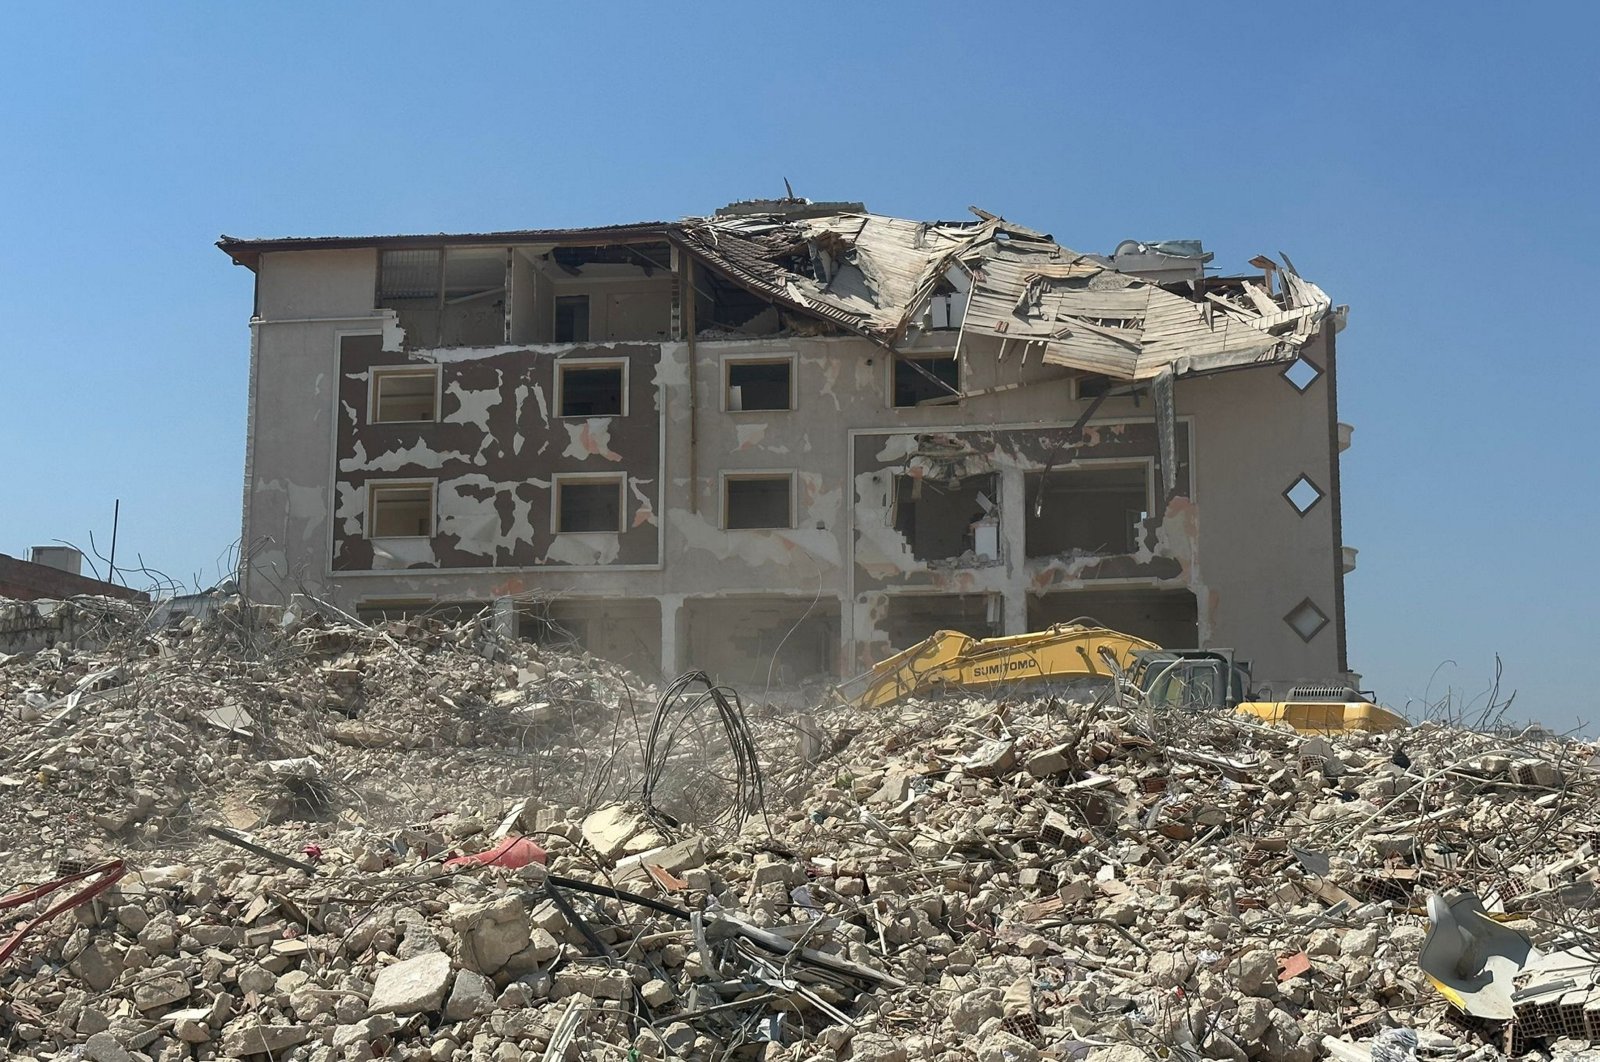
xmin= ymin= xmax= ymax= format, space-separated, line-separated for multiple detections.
xmin=554 ymin=295 xmax=590 ymax=342
xmin=893 ymin=354 xmax=959 ymax=407
xmin=1024 ymin=465 xmax=1149 ymax=557
xmin=556 ymin=477 xmax=623 ymax=533
xmin=558 ymin=362 xmax=625 ymax=417
xmin=1076 ymin=373 xmax=1114 ymax=399
xmin=893 ymin=474 xmax=998 ymax=561
xmin=725 ymin=474 xmax=793 ymax=530
xmin=725 ymin=358 xmax=793 ymax=411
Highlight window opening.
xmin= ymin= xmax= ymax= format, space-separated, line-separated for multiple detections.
xmin=558 ymin=362 xmax=624 ymax=417
xmin=1076 ymin=373 xmax=1115 ymax=399
xmin=1285 ymin=599 xmax=1330 ymax=643
xmin=726 ymin=358 xmax=793 ymax=411
xmin=893 ymin=474 xmax=998 ymax=561
xmin=368 ymin=483 xmax=434 ymax=538
xmin=725 ymin=475 xmax=793 ymax=530
xmin=371 ymin=368 xmax=438 ymax=423
xmin=1284 ymin=475 xmax=1324 ymax=515
xmin=556 ymin=478 xmax=624 ymax=533
xmin=1024 ymin=465 xmax=1149 ymax=556
xmin=893 ymin=354 xmax=959 ymax=407
xmin=555 ymin=295 xmax=591 ymax=342
xmin=1283 ymin=358 xmax=1322 ymax=392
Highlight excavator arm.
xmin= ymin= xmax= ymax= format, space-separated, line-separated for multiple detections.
xmin=840 ymin=623 xmax=1408 ymax=733
xmin=838 ymin=623 xmax=1161 ymax=711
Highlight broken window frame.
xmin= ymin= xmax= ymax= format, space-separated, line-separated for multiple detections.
xmin=722 ymin=471 xmax=796 ymax=531
xmin=368 ymin=365 xmax=441 ymax=424
xmin=1072 ymin=372 xmax=1118 ymax=401
xmin=722 ymin=353 xmax=796 ymax=413
xmin=891 ymin=351 xmax=961 ymax=408
xmin=555 ymin=357 xmax=628 ymax=419
xmin=892 ymin=472 xmax=1001 ymax=563
xmin=366 ymin=481 xmax=436 ymax=539
xmin=1023 ymin=459 xmax=1154 ymax=559
xmin=552 ymin=473 xmax=626 ymax=535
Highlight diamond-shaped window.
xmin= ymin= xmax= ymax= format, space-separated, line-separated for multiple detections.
xmin=1284 ymin=475 xmax=1324 ymax=515
xmin=1285 ymin=599 xmax=1330 ymax=643
xmin=1283 ymin=358 xmax=1322 ymax=392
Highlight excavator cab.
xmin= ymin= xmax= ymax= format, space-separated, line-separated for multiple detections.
xmin=1131 ymin=650 xmax=1251 ymax=711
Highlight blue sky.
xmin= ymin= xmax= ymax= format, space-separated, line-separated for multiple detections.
xmin=3 ymin=4 xmax=1596 ymax=729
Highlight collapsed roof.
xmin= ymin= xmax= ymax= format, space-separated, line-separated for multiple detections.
xmin=677 ymin=207 xmax=1337 ymax=381
xmin=219 ymin=203 xmax=1339 ymax=382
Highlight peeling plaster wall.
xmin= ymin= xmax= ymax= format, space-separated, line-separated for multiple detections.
xmin=242 ymin=252 xmax=1346 ymax=689
xmin=847 ymin=421 xmax=1192 ymax=669
xmin=332 ymin=337 xmax=662 ymax=571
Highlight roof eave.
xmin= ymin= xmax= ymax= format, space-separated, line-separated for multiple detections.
xmin=216 ymin=223 xmax=681 ymax=272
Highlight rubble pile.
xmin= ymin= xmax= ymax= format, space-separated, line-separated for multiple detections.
xmin=3 ymin=596 xmax=1600 ymax=1062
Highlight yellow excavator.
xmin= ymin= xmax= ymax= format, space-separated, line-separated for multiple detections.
xmin=837 ymin=621 xmax=1406 ymax=733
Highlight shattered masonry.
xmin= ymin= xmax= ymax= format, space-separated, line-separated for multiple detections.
xmin=2 ymin=599 xmax=1597 ymax=1060
xmin=219 ymin=199 xmax=1352 ymax=693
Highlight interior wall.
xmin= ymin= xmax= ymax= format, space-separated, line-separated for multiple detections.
xmin=894 ymin=474 xmax=996 ymax=561
xmin=1024 ymin=465 xmax=1150 ymax=557
xmin=1027 ymin=589 xmax=1199 ymax=650
xmin=518 ymin=598 xmax=662 ymax=681
xmin=882 ymin=593 xmax=999 ymax=648
xmin=683 ymin=597 xmax=841 ymax=687
xmin=545 ymin=279 xmax=673 ymax=343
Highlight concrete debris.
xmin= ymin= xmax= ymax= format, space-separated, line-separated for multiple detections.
xmin=2 ymin=594 xmax=1600 ymax=1060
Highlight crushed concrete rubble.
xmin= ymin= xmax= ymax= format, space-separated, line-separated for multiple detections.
xmin=3 ymin=594 xmax=1600 ymax=1061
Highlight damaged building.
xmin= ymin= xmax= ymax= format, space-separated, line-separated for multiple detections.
xmin=218 ymin=199 xmax=1356 ymax=692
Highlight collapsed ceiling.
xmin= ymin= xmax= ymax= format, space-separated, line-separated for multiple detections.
xmin=676 ymin=206 xmax=1340 ymax=382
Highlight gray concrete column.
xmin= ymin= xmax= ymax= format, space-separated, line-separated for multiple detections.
xmin=659 ymin=594 xmax=684 ymax=678
xmin=1001 ymin=466 xmax=1030 ymax=635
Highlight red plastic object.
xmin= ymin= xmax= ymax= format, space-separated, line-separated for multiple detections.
xmin=0 ymin=859 xmax=127 ymax=967
xmin=444 ymin=836 xmax=547 ymax=871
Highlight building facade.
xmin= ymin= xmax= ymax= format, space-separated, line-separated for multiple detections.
xmin=219 ymin=201 xmax=1356 ymax=692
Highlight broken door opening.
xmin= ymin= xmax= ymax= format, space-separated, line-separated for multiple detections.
xmin=554 ymin=295 xmax=591 ymax=342
xmin=883 ymin=594 xmax=1000 ymax=649
xmin=1025 ymin=465 xmax=1150 ymax=557
xmin=1027 ymin=589 xmax=1198 ymax=650
xmin=683 ymin=597 xmax=841 ymax=688
xmin=893 ymin=473 xmax=998 ymax=562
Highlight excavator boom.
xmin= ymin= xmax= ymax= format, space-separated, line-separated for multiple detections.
xmin=838 ymin=623 xmax=1161 ymax=711
xmin=840 ymin=623 xmax=1407 ymax=733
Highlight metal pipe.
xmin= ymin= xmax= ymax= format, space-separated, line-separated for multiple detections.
xmin=108 ymin=499 xmax=120 ymax=586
